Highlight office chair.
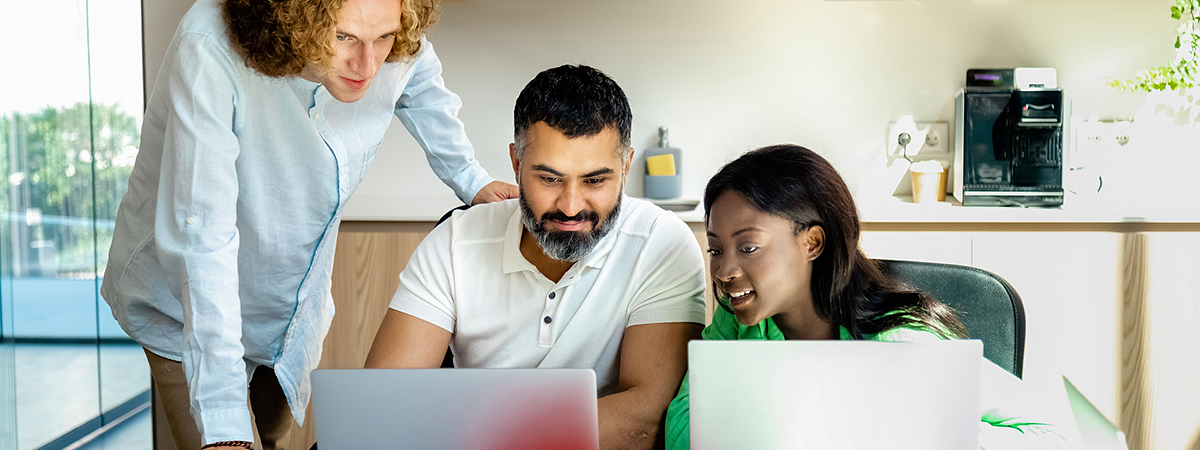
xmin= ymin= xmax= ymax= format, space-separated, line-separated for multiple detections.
xmin=433 ymin=205 xmax=472 ymax=368
xmin=877 ymin=259 xmax=1026 ymax=378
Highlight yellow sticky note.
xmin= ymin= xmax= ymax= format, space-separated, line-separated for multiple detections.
xmin=646 ymin=154 xmax=677 ymax=176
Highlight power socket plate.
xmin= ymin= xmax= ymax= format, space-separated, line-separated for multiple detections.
xmin=887 ymin=121 xmax=950 ymax=160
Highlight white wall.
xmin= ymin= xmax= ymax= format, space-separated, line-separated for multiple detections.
xmin=144 ymin=0 xmax=1180 ymax=212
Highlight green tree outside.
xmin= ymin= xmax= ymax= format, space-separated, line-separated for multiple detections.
xmin=2 ymin=102 xmax=139 ymax=277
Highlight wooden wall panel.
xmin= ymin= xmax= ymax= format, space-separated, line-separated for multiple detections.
xmin=1119 ymin=233 xmax=1152 ymax=450
xmin=287 ymin=225 xmax=434 ymax=450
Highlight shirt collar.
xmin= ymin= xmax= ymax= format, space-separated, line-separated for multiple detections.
xmin=502 ymin=210 xmax=535 ymax=275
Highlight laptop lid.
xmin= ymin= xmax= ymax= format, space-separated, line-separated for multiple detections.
xmin=689 ymin=339 xmax=982 ymax=450
xmin=1063 ymin=376 xmax=1128 ymax=450
xmin=311 ymin=368 xmax=599 ymax=450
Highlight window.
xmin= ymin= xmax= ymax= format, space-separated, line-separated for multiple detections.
xmin=0 ymin=0 xmax=149 ymax=448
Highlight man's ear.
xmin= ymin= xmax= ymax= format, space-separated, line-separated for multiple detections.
xmin=623 ymin=147 xmax=635 ymax=178
xmin=510 ymin=143 xmax=520 ymax=179
xmin=805 ymin=225 xmax=825 ymax=261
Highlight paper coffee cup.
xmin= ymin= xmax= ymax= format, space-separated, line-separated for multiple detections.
xmin=910 ymin=160 xmax=947 ymax=203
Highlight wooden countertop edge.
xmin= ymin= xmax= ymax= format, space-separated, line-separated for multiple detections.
xmin=340 ymin=220 xmax=1200 ymax=233
xmin=339 ymin=221 xmax=439 ymax=233
xmin=859 ymin=222 xmax=1200 ymax=232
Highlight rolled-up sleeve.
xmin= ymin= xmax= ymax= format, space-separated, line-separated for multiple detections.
xmin=627 ymin=214 xmax=707 ymax=326
xmin=394 ymin=38 xmax=493 ymax=204
xmin=153 ymin=31 xmax=253 ymax=444
xmin=389 ymin=220 xmax=457 ymax=332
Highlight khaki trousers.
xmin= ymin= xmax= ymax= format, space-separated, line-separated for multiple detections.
xmin=144 ymin=348 xmax=295 ymax=450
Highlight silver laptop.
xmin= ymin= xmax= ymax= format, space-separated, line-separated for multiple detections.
xmin=1063 ymin=376 xmax=1129 ymax=450
xmin=311 ymin=368 xmax=599 ymax=450
xmin=689 ymin=340 xmax=982 ymax=450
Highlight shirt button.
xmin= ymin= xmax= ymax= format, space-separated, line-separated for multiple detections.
xmin=548 ymin=292 xmax=556 ymax=299
xmin=186 ymin=217 xmax=196 ymax=224
xmin=314 ymin=113 xmax=321 ymax=120
xmin=544 ymin=316 xmax=552 ymax=324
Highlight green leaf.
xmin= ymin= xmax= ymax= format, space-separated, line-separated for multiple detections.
xmin=1108 ymin=2 xmax=1200 ymax=92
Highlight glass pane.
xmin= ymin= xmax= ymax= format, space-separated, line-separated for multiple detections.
xmin=2 ymin=0 xmax=103 ymax=446
xmin=87 ymin=0 xmax=148 ymax=418
xmin=0 ymin=342 xmax=14 ymax=450
xmin=14 ymin=343 xmax=101 ymax=449
xmin=1 ymin=0 xmax=148 ymax=447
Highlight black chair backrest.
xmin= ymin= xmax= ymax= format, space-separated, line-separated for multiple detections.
xmin=877 ymin=259 xmax=1026 ymax=378
xmin=436 ymin=204 xmax=472 ymax=228
xmin=433 ymin=205 xmax=471 ymax=368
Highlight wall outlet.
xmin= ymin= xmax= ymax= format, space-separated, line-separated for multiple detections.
xmin=887 ymin=121 xmax=950 ymax=160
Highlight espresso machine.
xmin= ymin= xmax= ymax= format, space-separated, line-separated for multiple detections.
xmin=953 ymin=68 xmax=1067 ymax=207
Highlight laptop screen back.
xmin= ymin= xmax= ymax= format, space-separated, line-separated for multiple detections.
xmin=1063 ymin=376 xmax=1128 ymax=450
xmin=311 ymin=368 xmax=599 ymax=450
xmin=689 ymin=340 xmax=982 ymax=450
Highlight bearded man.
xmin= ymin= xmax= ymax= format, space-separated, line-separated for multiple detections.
xmin=365 ymin=64 xmax=706 ymax=450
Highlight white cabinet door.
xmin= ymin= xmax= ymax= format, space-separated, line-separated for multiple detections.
xmin=972 ymin=232 xmax=1121 ymax=421
xmin=860 ymin=231 xmax=972 ymax=266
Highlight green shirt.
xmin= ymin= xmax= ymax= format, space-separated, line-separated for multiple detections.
xmin=664 ymin=307 xmax=1062 ymax=450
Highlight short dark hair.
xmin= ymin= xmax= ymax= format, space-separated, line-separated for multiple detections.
xmin=704 ymin=144 xmax=968 ymax=340
xmin=512 ymin=65 xmax=632 ymax=160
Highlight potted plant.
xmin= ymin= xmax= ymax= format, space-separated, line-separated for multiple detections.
xmin=1109 ymin=0 xmax=1199 ymax=92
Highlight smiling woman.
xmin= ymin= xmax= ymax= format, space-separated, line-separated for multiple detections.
xmin=664 ymin=145 xmax=1067 ymax=450
xmin=701 ymin=145 xmax=966 ymax=341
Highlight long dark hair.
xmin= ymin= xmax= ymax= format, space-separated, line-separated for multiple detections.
xmin=703 ymin=145 xmax=968 ymax=340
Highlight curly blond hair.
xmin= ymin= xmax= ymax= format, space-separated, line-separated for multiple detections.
xmin=223 ymin=0 xmax=440 ymax=78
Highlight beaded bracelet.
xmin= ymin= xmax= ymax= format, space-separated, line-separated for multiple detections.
xmin=200 ymin=441 xmax=254 ymax=449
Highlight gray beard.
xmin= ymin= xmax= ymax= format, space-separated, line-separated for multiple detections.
xmin=519 ymin=193 xmax=622 ymax=262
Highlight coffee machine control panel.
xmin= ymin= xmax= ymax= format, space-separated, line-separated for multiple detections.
xmin=967 ymin=68 xmax=1059 ymax=90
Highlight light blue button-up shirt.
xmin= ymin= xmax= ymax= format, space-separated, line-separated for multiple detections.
xmin=99 ymin=0 xmax=493 ymax=443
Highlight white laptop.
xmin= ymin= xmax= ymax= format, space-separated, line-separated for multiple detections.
xmin=689 ymin=340 xmax=983 ymax=450
xmin=311 ymin=368 xmax=599 ymax=450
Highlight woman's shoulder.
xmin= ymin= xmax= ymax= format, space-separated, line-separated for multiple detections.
xmin=861 ymin=325 xmax=947 ymax=343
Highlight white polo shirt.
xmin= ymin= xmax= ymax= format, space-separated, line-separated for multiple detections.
xmin=389 ymin=196 xmax=706 ymax=395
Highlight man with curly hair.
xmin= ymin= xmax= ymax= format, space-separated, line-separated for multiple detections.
xmin=100 ymin=0 xmax=515 ymax=449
